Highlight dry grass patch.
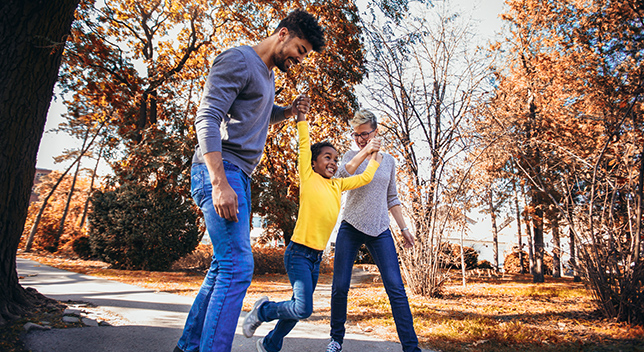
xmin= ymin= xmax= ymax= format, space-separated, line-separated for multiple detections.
xmin=16 ymin=253 xmax=644 ymax=352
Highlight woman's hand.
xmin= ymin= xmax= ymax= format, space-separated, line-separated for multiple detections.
xmin=364 ymin=138 xmax=381 ymax=154
xmin=401 ymin=229 xmax=414 ymax=248
xmin=345 ymin=138 xmax=381 ymax=175
xmin=370 ymin=151 xmax=383 ymax=163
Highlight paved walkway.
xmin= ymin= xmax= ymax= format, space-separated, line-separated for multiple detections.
xmin=17 ymin=258 xmax=418 ymax=352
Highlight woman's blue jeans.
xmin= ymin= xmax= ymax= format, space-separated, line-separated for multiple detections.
xmin=177 ymin=162 xmax=254 ymax=352
xmin=330 ymin=221 xmax=421 ymax=352
xmin=258 ymin=242 xmax=322 ymax=352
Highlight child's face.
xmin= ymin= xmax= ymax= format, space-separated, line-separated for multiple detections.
xmin=312 ymin=146 xmax=339 ymax=179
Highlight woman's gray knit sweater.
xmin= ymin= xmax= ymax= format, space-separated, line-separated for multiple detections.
xmin=337 ymin=151 xmax=401 ymax=237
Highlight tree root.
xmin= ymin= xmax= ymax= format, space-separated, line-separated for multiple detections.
xmin=0 ymin=286 xmax=62 ymax=326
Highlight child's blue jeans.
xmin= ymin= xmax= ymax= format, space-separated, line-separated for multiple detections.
xmin=258 ymin=241 xmax=322 ymax=352
xmin=177 ymin=161 xmax=254 ymax=352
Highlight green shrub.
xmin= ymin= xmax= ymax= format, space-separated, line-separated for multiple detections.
xmin=88 ymin=184 xmax=200 ymax=271
xmin=71 ymin=236 xmax=93 ymax=260
xmin=477 ymin=259 xmax=493 ymax=269
xmin=172 ymin=243 xmax=212 ymax=272
xmin=252 ymin=246 xmax=334 ymax=274
xmin=503 ymin=250 xmax=554 ymax=275
xmin=172 ymin=244 xmax=334 ymax=275
xmin=440 ymin=242 xmax=479 ymax=269
xmin=253 ymin=246 xmax=286 ymax=274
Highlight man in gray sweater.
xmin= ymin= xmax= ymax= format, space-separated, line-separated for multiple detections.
xmin=175 ymin=9 xmax=325 ymax=352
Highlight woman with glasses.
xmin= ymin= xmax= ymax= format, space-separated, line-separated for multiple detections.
xmin=326 ymin=110 xmax=421 ymax=352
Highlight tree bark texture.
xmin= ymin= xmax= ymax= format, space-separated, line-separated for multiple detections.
xmin=488 ymin=189 xmax=500 ymax=271
xmin=532 ymin=207 xmax=545 ymax=283
xmin=514 ymin=180 xmax=524 ymax=274
xmin=551 ymin=216 xmax=561 ymax=278
xmin=0 ymin=0 xmax=79 ymax=324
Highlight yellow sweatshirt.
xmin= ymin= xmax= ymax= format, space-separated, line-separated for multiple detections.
xmin=290 ymin=121 xmax=380 ymax=250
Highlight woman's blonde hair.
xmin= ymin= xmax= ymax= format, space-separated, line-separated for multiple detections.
xmin=349 ymin=109 xmax=378 ymax=129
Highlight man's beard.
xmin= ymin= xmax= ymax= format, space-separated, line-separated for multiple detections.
xmin=274 ymin=39 xmax=294 ymax=73
xmin=274 ymin=50 xmax=290 ymax=72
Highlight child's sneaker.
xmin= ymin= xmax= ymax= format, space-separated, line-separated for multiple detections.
xmin=326 ymin=340 xmax=342 ymax=352
xmin=256 ymin=337 xmax=267 ymax=352
xmin=243 ymin=296 xmax=268 ymax=337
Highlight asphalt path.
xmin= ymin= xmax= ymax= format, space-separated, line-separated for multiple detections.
xmin=17 ymin=258 xmax=423 ymax=352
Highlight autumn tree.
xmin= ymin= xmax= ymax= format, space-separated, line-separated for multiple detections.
xmin=485 ymin=0 xmax=644 ymax=322
xmin=252 ymin=1 xmax=367 ymax=244
xmin=479 ymin=0 xmax=577 ymax=283
xmin=22 ymin=171 xmax=95 ymax=254
xmin=470 ymin=102 xmax=532 ymax=274
xmin=23 ymin=116 xmax=107 ymax=252
xmin=359 ymin=0 xmax=491 ymax=296
xmin=58 ymin=0 xmax=368 ymax=247
xmin=0 ymin=0 xmax=80 ymax=325
xmin=59 ymin=0 xmax=223 ymax=196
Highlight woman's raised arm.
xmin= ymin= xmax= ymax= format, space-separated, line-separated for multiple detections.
xmin=344 ymin=138 xmax=381 ymax=175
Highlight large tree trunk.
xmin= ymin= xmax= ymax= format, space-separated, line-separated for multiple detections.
xmin=532 ymin=204 xmax=545 ymax=283
xmin=0 ymin=0 xmax=79 ymax=325
xmin=514 ymin=179 xmax=524 ymax=273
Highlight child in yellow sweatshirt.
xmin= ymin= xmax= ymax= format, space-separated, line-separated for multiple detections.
xmin=242 ymin=107 xmax=382 ymax=352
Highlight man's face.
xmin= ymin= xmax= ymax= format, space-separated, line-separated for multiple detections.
xmin=274 ymin=29 xmax=313 ymax=73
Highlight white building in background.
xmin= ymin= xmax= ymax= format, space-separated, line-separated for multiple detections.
xmin=453 ymin=211 xmax=569 ymax=269
xmin=30 ymin=168 xmax=52 ymax=204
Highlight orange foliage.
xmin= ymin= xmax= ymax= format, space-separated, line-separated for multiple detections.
xmin=22 ymin=171 xmax=99 ymax=255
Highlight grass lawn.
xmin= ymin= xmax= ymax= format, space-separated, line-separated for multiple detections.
xmin=13 ymin=252 xmax=644 ymax=352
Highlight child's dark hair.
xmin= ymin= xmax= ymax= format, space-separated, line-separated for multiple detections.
xmin=275 ymin=9 xmax=325 ymax=52
xmin=311 ymin=141 xmax=336 ymax=164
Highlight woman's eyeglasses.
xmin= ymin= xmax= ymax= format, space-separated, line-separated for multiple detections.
xmin=351 ymin=128 xmax=376 ymax=140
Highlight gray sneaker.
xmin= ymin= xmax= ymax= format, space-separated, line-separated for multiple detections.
xmin=326 ymin=340 xmax=342 ymax=352
xmin=256 ymin=337 xmax=267 ymax=352
xmin=243 ymin=296 xmax=268 ymax=338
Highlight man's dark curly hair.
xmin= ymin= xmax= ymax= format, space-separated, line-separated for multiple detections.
xmin=311 ymin=141 xmax=336 ymax=165
xmin=274 ymin=9 xmax=325 ymax=52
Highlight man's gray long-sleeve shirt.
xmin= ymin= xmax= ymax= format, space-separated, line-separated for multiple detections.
xmin=192 ymin=45 xmax=288 ymax=176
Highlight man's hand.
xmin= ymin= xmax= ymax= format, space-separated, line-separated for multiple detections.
xmin=203 ymin=151 xmax=239 ymax=222
xmin=290 ymin=95 xmax=311 ymax=117
xmin=212 ymin=182 xmax=239 ymax=222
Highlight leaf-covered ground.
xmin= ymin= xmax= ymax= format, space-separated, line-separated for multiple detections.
xmin=16 ymin=252 xmax=644 ymax=352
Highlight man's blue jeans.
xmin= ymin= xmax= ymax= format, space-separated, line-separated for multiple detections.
xmin=258 ymin=242 xmax=322 ymax=352
xmin=330 ymin=221 xmax=421 ymax=352
xmin=177 ymin=162 xmax=254 ymax=352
